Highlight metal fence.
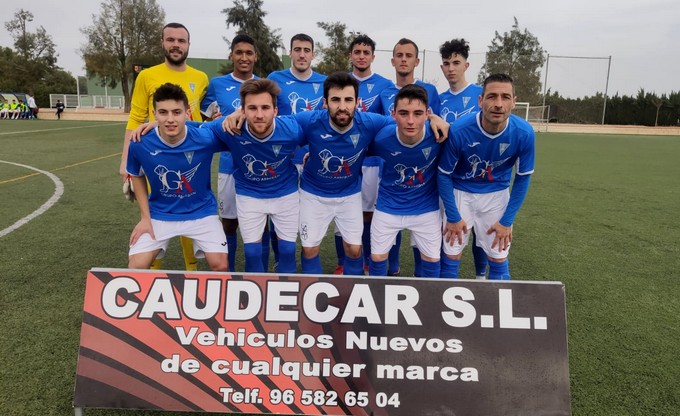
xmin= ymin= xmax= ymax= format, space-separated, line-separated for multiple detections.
xmin=49 ymin=94 xmax=125 ymax=109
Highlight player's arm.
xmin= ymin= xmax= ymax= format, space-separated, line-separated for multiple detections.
xmin=129 ymin=174 xmax=154 ymax=246
xmin=437 ymin=142 xmax=466 ymax=245
xmin=121 ymin=73 xmax=151 ymax=178
xmin=427 ymin=114 xmax=449 ymax=143
xmin=487 ymin=173 xmax=531 ymax=251
xmin=222 ymin=108 xmax=245 ymax=135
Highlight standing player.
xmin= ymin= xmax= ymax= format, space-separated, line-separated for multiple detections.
xmin=126 ymin=83 xmax=228 ymax=271
xmin=120 ymin=22 xmax=208 ymax=271
xmin=200 ymin=79 xmax=304 ymax=273
xmin=200 ymin=34 xmax=260 ymax=272
xmin=438 ymin=74 xmax=535 ymax=280
xmin=439 ymin=38 xmax=488 ymax=279
xmin=339 ymin=34 xmax=395 ymax=274
xmin=379 ymin=38 xmax=441 ymax=276
xmin=267 ymin=33 xmax=327 ymax=268
xmin=368 ymin=84 xmax=443 ymax=277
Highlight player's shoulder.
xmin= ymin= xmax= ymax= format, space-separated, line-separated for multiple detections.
xmin=452 ymin=111 xmax=479 ymax=130
xmin=508 ymin=114 xmax=535 ymax=137
xmin=267 ymin=69 xmax=289 ymax=81
xmin=309 ymin=71 xmax=328 ymax=82
xmin=185 ymin=64 xmax=209 ymax=80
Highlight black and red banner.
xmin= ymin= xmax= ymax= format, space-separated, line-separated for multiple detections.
xmin=74 ymin=269 xmax=570 ymax=415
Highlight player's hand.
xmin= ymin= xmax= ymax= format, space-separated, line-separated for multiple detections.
xmin=222 ymin=109 xmax=245 ymax=135
xmin=210 ymin=110 xmax=223 ymax=120
xmin=428 ymin=114 xmax=449 ymax=143
xmin=487 ymin=222 xmax=512 ymax=251
xmin=122 ymin=174 xmax=136 ymax=202
xmin=443 ymin=219 xmax=468 ymax=246
xmin=130 ymin=122 xmax=157 ymax=142
xmin=130 ymin=218 xmax=154 ymax=246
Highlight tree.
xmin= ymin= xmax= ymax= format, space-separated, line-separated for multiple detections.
xmin=4 ymin=9 xmax=59 ymax=98
xmin=478 ymin=17 xmax=546 ymax=103
xmin=313 ymin=22 xmax=355 ymax=75
xmin=221 ymin=0 xmax=282 ymax=77
xmin=80 ymin=0 xmax=165 ymax=112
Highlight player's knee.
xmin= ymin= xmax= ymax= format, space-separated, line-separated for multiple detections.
xmin=345 ymin=245 xmax=362 ymax=259
xmin=222 ymin=218 xmax=239 ymax=235
xmin=446 ymin=253 xmax=462 ymax=261
xmin=488 ymin=256 xmax=507 ymax=263
xmin=302 ymin=245 xmax=320 ymax=259
xmin=209 ymin=257 xmax=229 ymax=272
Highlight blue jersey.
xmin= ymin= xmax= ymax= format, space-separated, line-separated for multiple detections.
xmin=379 ymin=80 xmax=441 ymax=116
xmin=267 ymin=69 xmax=327 ymax=115
xmin=126 ymin=126 xmax=227 ymax=221
xmin=438 ymin=113 xmax=535 ymax=194
xmin=352 ymin=72 xmax=394 ymax=114
xmin=200 ymin=117 xmax=305 ymax=198
xmin=293 ymin=110 xmax=393 ymax=197
xmin=201 ymin=73 xmax=258 ymax=175
xmin=370 ymin=124 xmax=442 ymax=215
xmin=439 ymin=83 xmax=483 ymax=123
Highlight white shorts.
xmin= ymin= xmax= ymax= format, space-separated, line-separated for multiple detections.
xmin=371 ymin=209 xmax=442 ymax=259
xmin=217 ymin=173 xmax=237 ymax=219
xmin=441 ymin=189 xmax=510 ymax=259
xmin=361 ymin=165 xmax=380 ymax=212
xmin=236 ymin=192 xmax=299 ymax=243
xmin=299 ymin=189 xmax=363 ymax=247
xmin=129 ymin=215 xmax=228 ymax=258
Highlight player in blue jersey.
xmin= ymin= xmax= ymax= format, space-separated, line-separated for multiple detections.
xmin=200 ymin=34 xmax=261 ymax=273
xmin=438 ymin=74 xmax=535 ymax=280
xmin=126 ymin=83 xmax=228 ymax=271
xmin=336 ymin=34 xmax=396 ymax=275
xmin=200 ymin=79 xmax=304 ymax=273
xmin=368 ymin=84 xmax=443 ymax=277
xmin=439 ymin=38 xmax=488 ymax=279
xmin=378 ymin=38 xmax=442 ymax=277
xmin=267 ymin=34 xmax=327 ymax=115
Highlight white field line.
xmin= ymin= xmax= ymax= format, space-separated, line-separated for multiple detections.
xmin=0 ymin=160 xmax=65 ymax=238
xmin=0 ymin=122 xmax=124 ymax=136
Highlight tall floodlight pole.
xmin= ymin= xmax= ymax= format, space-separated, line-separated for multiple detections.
xmin=542 ymin=53 xmax=550 ymax=120
xmin=601 ymin=56 xmax=612 ymax=125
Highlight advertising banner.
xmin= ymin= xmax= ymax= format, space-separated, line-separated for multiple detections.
xmin=74 ymin=268 xmax=570 ymax=415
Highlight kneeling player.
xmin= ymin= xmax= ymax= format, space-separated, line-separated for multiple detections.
xmin=126 ymin=83 xmax=228 ymax=271
xmin=438 ymin=74 xmax=535 ymax=280
xmin=368 ymin=84 xmax=443 ymax=278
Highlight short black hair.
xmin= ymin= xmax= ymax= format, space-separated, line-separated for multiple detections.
xmin=153 ymin=83 xmax=189 ymax=109
xmin=162 ymin=22 xmax=190 ymax=41
xmin=231 ymin=33 xmax=255 ymax=51
xmin=349 ymin=34 xmax=376 ymax=53
xmin=394 ymin=84 xmax=429 ymax=110
xmin=323 ymin=72 xmax=359 ymax=100
xmin=482 ymin=73 xmax=515 ymax=95
xmin=440 ymin=38 xmax=470 ymax=60
xmin=290 ymin=33 xmax=314 ymax=51
xmin=393 ymin=38 xmax=419 ymax=56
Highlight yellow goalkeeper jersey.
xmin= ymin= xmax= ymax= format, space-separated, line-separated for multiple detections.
xmin=126 ymin=62 xmax=208 ymax=130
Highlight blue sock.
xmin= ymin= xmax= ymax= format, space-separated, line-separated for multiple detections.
xmin=440 ymin=256 xmax=460 ymax=279
xmin=244 ymin=242 xmax=264 ymax=272
xmin=362 ymin=222 xmax=371 ymax=268
xmin=471 ymin=233 xmax=488 ymax=277
xmin=276 ymin=240 xmax=297 ymax=273
xmin=334 ymin=234 xmax=345 ymax=266
xmin=413 ymin=246 xmax=422 ymax=277
xmin=301 ymin=254 xmax=323 ymax=274
xmin=369 ymin=258 xmax=388 ymax=276
xmin=344 ymin=255 xmax=364 ymax=276
xmin=421 ymin=258 xmax=441 ymax=278
xmin=261 ymin=228 xmax=271 ymax=272
xmin=488 ymin=259 xmax=511 ymax=280
xmin=388 ymin=231 xmax=402 ymax=275
xmin=270 ymin=219 xmax=280 ymax=263
xmin=226 ymin=233 xmax=238 ymax=272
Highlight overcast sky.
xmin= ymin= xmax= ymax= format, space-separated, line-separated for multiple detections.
xmin=1 ymin=0 xmax=678 ymax=99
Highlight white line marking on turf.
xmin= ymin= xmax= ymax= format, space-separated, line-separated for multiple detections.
xmin=0 ymin=160 xmax=64 ymax=238
xmin=0 ymin=122 xmax=125 ymax=136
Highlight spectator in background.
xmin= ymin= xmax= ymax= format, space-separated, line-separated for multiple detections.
xmin=26 ymin=94 xmax=38 ymax=119
xmin=55 ymin=99 xmax=65 ymax=119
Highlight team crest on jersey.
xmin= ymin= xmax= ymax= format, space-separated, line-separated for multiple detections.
xmin=367 ymin=84 xmax=374 ymax=93
xmin=231 ymin=98 xmax=241 ymax=111
xmin=499 ymin=143 xmax=510 ymax=156
xmin=189 ymin=83 xmax=196 ymax=93
xmin=422 ymin=147 xmax=432 ymax=160
xmin=313 ymin=83 xmax=321 ymax=94
xmin=184 ymin=151 xmax=194 ymax=164
xmin=394 ymin=157 xmax=436 ymax=187
xmin=154 ymin=163 xmax=200 ymax=194
xmin=317 ymin=149 xmax=363 ymax=177
xmin=350 ymin=134 xmax=361 ymax=148
xmin=272 ymin=145 xmax=282 ymax=157
xmin=463 ymin=96 xmax=471 ymax=108
xmin=242 ymin=154 xmax=286 ymax=179
xmin=466 ymin=155 xmax=511 ymax=181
